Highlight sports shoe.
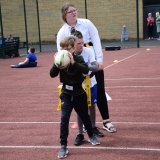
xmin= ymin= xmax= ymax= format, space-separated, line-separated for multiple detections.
xmin=88 ymin=135 xmax=100 ymax=145
xmin=74 ymin=134 xmax=85 ymax=146
xmin=92 ymin=127 xmax=104 ymax=137
xmin=57 ymin=145 xmax=69 ymax=159
xmin=157 ymin=38 xmax=160 ymax=41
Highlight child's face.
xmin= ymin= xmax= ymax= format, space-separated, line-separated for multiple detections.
xmin=62 ymin=45 xmax=75 ymax=53
xmin=74 ymin=38 xmax=84 ymax=54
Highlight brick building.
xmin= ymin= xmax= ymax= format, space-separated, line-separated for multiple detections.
xmin=0 ymin=0 xmax=159 ymax=44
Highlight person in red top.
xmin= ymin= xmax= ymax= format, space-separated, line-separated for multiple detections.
xmin=147 ymin=13 xmax=154 ymax=40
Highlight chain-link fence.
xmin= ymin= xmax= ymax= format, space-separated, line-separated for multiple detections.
xmin=0 ymin=0 xmax=160 ymax=58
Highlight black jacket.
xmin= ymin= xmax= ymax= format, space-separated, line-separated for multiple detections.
xmin=50 ymin=52 xmax=89 ymax=95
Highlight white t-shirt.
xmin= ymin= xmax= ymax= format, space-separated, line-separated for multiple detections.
xmin=80 ymin=47 xmax=97 ymax=88
xmin=57 ymin=18 xmax=103 ymax=63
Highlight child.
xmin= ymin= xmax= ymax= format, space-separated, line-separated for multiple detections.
xmin=10 ymin=47 xmax=37 ymax=68
xmin=50 ymin=36 xmax=100 ymax=159
xmin=71 ymin=29 xmax=104 ymax=146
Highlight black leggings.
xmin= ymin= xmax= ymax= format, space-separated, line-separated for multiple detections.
xmin=95 ymin=70 xmax=109 ymax=120
xmin=148 ymin=25 xmax=154 ymax=38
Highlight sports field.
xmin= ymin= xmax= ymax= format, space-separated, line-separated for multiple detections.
xmin=0 ymin=46 xmax=160 ymax=160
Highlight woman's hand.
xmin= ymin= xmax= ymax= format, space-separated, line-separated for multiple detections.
xmin=98 ymin=62 xmax=103 ymax=70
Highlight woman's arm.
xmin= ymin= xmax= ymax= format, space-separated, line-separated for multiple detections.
xmin=57 ymin=26 xmax=69 ymax=51
xmin=86 ymin=19 xmax=103 ymax=63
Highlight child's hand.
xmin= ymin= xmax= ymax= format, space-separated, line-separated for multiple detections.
xmin=53 ymin=52 xmax=58 ymax=66
xmin=54 ymin=52 xmax=58 ymax=58
xmin=53 ymin=52 xmax=58 ymax=63
xmin=67 ymin=52 xmax=74 ymax=64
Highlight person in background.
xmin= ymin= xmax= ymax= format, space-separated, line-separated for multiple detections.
xmin=5 ymin=34 xmax=13 ymax=42
xmin=57 ymin=2 xmax=117 ymax=133
xmin=50 ymin=36 xmax=100 ymax=159
xmin=155 ymin=12 xmax=160 ymax=40
xmin=147 ymin=13 xmax=154 ymax=40
xmin=10 ymin=47 xmax=37 ymax=68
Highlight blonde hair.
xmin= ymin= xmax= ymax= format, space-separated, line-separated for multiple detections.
xmin=156 ymin=12 xmax=159 ymax=17
xmin=148 ymin=13 xmax=152 ymax=16
xmin=60 ymin=36 xmax=76 ymax=49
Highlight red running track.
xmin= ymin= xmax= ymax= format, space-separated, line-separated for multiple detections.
xmin=0 ymin=47 xmax=160 ymax=160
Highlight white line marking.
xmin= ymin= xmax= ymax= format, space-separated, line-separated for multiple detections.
xmin=105 ymin=86 xmax=160 ymax=88
xmin=0 ymin=146 xmax=159 ymax=151
xmin=104 ymin=52 xmax=141 ymax=70
xmin=104 ymin=77 xmax=160 ymax=81
xmin=113 ymin=122 xmax=160 ymax=125
xmin=0 ymin=122 xmax=59 ymax=124
xmin=0 ymin=122 xmax=160 ymax=124
xmin=141 ymin=46 xmax=158 ymax=47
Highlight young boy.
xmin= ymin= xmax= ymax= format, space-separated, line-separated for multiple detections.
xmin=71 ymin=29 xmax=104 ymax=146
xmin=50 ymin=36 xmax=100 ymax=159
xmin=10 ymin=47 xmax=37 ymax=68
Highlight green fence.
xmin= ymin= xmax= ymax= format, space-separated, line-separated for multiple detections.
xmin=0 ymin=0 xmax=159 ymax=58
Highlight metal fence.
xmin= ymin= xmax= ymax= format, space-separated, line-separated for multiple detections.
xmin=0 ymin=0 xmax=159 ymax=58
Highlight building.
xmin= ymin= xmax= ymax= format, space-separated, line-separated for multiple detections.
xmin=0 ymin=0 xmax=160 ymax=44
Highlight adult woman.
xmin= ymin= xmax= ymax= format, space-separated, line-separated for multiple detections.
xmin=57 ymin=3 xmax=116 ymax=133
xmin=147 ymin=13 xmax=154 ymax=40
xmin=155 ymin=12 xmax=160 ymax=40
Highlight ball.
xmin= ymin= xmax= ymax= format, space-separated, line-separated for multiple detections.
xmin=54 ymin=50 xmax=70 ymax=69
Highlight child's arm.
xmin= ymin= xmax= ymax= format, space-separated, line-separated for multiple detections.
xmin=72 ymin=56 xmax=89 ymax=74
xmin=50 ymin=64 xmax=60 ymax=78
xmin=68 ymin=51 xmax=89 ymax=74
xmin=18 ymin=58 xmax=29 ymax=65
xmin=50 ymin=53 xmax=60 ymax=78
xmin=88 ymin=61 xmax=98 ymax=72
xmin=23 ymin=58 xmax=29 ymax=64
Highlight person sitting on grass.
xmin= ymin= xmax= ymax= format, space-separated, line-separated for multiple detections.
xmin=10 ymin=47 xmax=37 ymax=68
